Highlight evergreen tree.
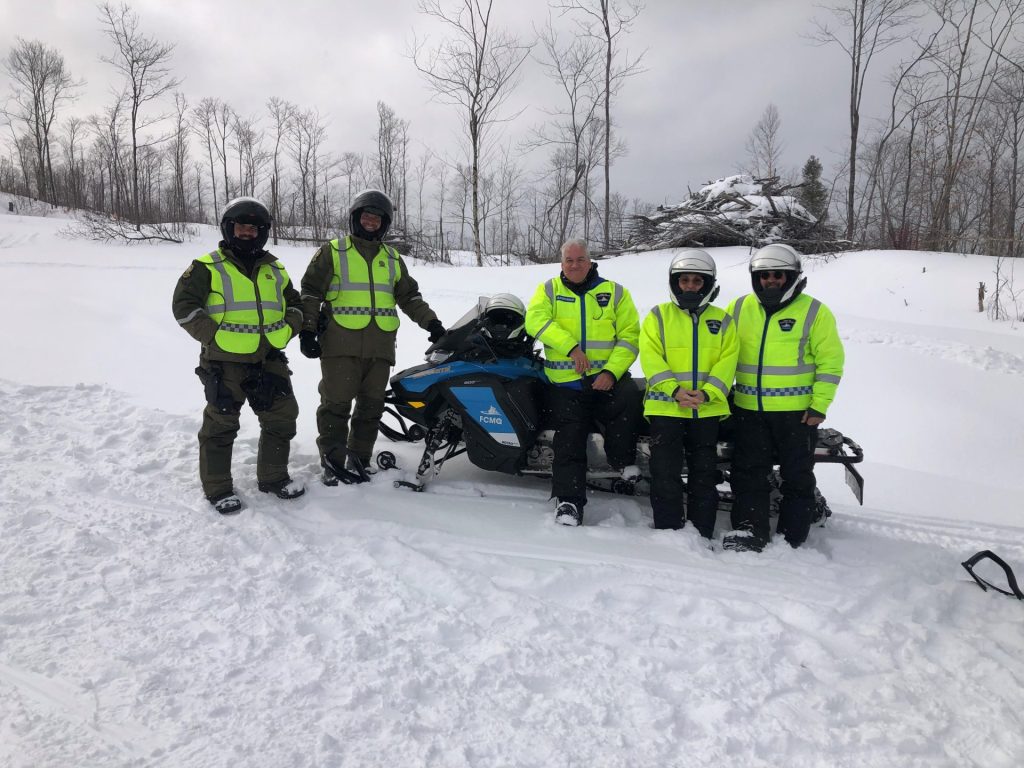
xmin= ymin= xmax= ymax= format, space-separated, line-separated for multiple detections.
xmin=798 ymin=155 xmax=828 ymax=222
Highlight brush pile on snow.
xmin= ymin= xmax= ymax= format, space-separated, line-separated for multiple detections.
xmin=627 ymin=174 xmax=851 ymax=252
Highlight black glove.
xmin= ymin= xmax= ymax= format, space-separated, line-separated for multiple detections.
xmin=299 ymin=330 xmax=322 ymax=359
xmin=427 ymin=319 xmax=446 ymax=343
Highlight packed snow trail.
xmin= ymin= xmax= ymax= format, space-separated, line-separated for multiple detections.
xmin=2 ymin=380 xmax=1023 ymax=768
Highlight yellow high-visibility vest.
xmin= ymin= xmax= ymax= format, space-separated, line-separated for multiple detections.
xmin=199 ymin=249 xmax=292 ymax=353
xmin=326 ymin=236 xmax=401 ymax=331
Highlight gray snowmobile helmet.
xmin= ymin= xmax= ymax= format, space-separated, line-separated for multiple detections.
xmin=479 ymin=293 xmax=527 ymax=343
xmin=749 ymin=243 xmax=806 ymax=308
xmin=220 ymin=196 xmax=272 ymax=255
xmin=349 ymin=189 xmax=393 ymax=241
xmin=669 ymin=249 xmax=719 ymax=310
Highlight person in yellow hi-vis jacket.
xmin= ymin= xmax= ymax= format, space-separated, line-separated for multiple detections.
xmin=724 ymin=244 xmax=845 ymax=552
xmin=639 ymin=250 xmax=738 ymax=540
xmin=525 ymin=238 xmax=642 ymax=527
xmin=172 ymin=197 xmax=306 ymax=515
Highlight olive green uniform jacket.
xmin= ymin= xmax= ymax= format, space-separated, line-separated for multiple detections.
xmin=172 ymin=243 xmax=303 ymax=364
xmin=299 ymin=235 xmax=438 ymax=364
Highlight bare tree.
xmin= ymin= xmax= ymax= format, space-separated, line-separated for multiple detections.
xmin=211 ymin=100 xmax=236 ymax=205
xmin=744 ymin=103 xmax=785 ymax=179
xmin=2 ymin=38 xmax=82 ymax=204
xmin=811 ymin=0 xmax=922 ymax=241
xmin=168 ymin=92 xmax=190 ymax=225
xmin=412 ymin=0 xmax=532 ymax=266
xmin=98 ymin=2 xmax=180 ymax=225
xmin=191 ymin=97 xmax=220 ymax=220
xmin=266 ymin=97 xmax=296 ymax=244
xmin=554 ymin=0 xmax=645 ymax=250
xmin=376 ymin=101 xmax=410 ymax=226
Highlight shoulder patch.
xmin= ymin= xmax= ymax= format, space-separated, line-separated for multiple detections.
xmin=778 ymin=318 xmax=797 ymax=332
xmin=705 ymin=318 xmax=722 ymax=334
xmin=180 ymin=263 xmax=194 ymax=281
xmin=595 ymin=292 xmax=612 ymax=307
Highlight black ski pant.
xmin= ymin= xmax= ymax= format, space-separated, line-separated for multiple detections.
xmin=316 ymin=356 xmax=392 ymax=466
xmin=548 ymin=374 xmax=641 ymax=505
xmin=648 ymin=416 xmax=720 ymax=537
xmin=729 ymin=407 xmax=818 ymax=547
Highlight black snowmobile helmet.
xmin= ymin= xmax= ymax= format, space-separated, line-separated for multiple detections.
xmin=668 ymin=249 xmax=719 ymax=310
xmin=349 ymin=189 xmax=393 ymax=241
xmin=749 ymin=243 xmax=807 ymax=308
xmin=220 ymin=196 xmax=272 ymax=255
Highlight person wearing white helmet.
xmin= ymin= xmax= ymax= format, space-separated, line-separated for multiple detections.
xmin=639 ymin=249 xmax=738 ymax=539
xmin=724 ymin=243 xmax=845 ymax=552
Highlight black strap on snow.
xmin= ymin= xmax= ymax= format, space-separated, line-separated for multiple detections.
xmin=961 ymin=550 xmax=1024 ymax=599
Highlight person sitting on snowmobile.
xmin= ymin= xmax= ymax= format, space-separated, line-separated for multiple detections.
xmin=640 ymin=250 xmax=738 ymax=540
xmin=524 ymin=238 xmax=642 ymax=527
xmin=724 ymin=244 xmax=845 ymax=552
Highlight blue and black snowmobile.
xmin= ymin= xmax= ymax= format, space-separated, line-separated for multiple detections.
xmin=376 ymin=294 xmax=864 ymax=522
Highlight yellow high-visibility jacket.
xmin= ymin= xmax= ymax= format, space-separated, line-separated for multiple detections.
xmin=525 ymin=275 xmax=639 ymax=384
xmin=639 ymin=302 xmax=739 ymax=419
xmin=727 ymin=292 xmax=844 ymax=413
xmin=325 ymin=236 xmax=401 ymax=332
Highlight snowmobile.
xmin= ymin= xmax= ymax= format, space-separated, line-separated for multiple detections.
xmin=374 ymin=295 xmax=864 ymax=522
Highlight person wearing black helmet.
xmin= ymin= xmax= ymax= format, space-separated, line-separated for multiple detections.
xmin=299 ymin=189 xmax=445 ymax=484
xmin=172 ymin=196 xmax=306 ymax=515
xmin=723 ymin=243 xmax=844 ymax=552
xmin=639 ymin=250 xmax=738 ymax=540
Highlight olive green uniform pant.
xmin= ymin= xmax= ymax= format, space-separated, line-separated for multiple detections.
xmin=316 ymin=356 xmax=392 ymax=466
xmin=197 ymin=357 xmax=298 ymax=498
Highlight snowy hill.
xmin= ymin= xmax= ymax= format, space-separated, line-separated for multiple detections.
xmin=1 ymin=211 xmax=1023 ymax=767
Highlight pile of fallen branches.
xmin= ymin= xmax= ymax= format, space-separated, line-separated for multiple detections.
xmin=62 ymin=211 xmax=195 ymax=244
xmin=627 ymin=175 xmax=854 ymax=254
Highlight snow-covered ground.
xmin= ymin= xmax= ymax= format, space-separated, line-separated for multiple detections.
xmin=1 ymin=208 xmax=1023 ymax=767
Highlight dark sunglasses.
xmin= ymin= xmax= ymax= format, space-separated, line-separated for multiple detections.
xmin=757 ymin=271 xmax=787 ymax=280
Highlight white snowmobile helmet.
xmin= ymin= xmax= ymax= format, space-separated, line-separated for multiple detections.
xmin=480 ymin=293 xmax=527 ymax=342
xmin=669 ymin=249 xmax=719 ymax=310
xmin=749 ymin=243 xmax=807 ymax=308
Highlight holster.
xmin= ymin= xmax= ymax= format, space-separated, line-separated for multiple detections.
xmin=240 ymin=358 xmax=293 ymax=413
xmin=195 ymin=364 xmax=241 ymax=414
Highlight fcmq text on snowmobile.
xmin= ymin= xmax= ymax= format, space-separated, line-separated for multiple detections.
xmin=372 ymin=296 xmax=864 ymax=522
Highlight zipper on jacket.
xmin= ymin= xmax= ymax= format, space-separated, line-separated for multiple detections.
xmin=579 ymin=290 xmax=587 ymax=364
xmin=691 ymin=310 xmax=700 ymax=419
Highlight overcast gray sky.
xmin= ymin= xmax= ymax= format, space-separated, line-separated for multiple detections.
xmin=0 ymin=0 xmax=902 ymax=205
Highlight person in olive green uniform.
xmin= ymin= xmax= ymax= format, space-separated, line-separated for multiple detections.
xmin=172 ymin=197 xmax=306 ymax=515
xmin=299 ymin=189 xmax=445 ymax=484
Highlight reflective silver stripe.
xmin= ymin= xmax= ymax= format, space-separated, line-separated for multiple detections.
xmin=815 ymin=373 xmax=841 ymax=384
xmin=545 ymin=279 xmax=555 ymax=304
xmin=535 ymin=320 xmax=554 ymax=340
xmin=206 ymin=303 xmax=226 ymax=314
xmin=652 ymin=305 xmax=666 ymax=351
xmin=720 ymin=313 xmax=733 ymax=335
xmin=176 ymin=308 xmax=205 ymax=325
xmin=338 ymin=281 xmax=372 ymax=291
xmin=586 ymin=340 xmax=616 ymax=350
xmin=737 ymin=363 xmax=816 ymax=375
xmin=219 ymin=322 xmax=262 ymax=334
xmin=263 ymin=319 xmax=288 ymax=333
xmin=648 ymin=371 xmax=676 ymax=387
xmin=375 ymin=285 xmax=395 ymax=297
xmin=208 ymin=254 xmax=236 ymax=307
xmin=374 ymin=308 xmax=398 ymax=317
xmin=300 ymin=292 xmax=320 ymax=301
xmin=615 ymin=340 xmax=638 ymax=355
xmin=732 ymin=295 xmax=747 ymax=330
xmin=333 ymin=307 xmax=373 ymax=316
xmin=544 ymin=360 xmax=575 ymax=370
xmin=385 ymin=245 xmax=398 ymax=285
xmin=613 ymin=283 xmax=623 ymax=308
xmin=734 ymin=384 xmax=813 ymax=397
xmin=645 ymin=392 xmax=675 ymax=403
xmin=705 ymin=375 xmax=729 ymax=397
xmin=799 ymin=299 xmax=821 ymax=365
